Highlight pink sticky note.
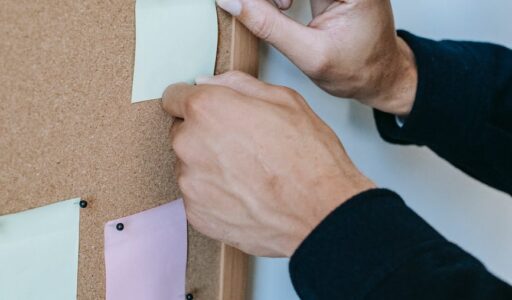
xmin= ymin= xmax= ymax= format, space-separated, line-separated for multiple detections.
xmin=104 ymin=199 xmax=187 ymax=300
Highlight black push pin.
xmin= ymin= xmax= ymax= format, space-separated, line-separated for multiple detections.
xmin=116 ymin=223 xmax=124 ymax=231
xmin=185 ymin=293 xmax=194 ymax=300
xmin=79 ymin=200 xmax=88 ymax=208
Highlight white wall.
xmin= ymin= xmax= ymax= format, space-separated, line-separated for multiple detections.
xmin=249 ymin=1 xmax=512 ymax=299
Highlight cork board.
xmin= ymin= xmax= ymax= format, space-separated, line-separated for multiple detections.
xmin=0 ymin=1 xmax=256 ymax=299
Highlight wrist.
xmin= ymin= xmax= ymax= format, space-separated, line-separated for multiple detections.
xmin=365 ymin=37 xmax=418 ymax=117
xmin=391 ymin=38 xmax=418 ymax=117
xmin=285 ymin=172 xmax=376 ymax=257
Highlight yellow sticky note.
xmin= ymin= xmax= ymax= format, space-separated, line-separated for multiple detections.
xmin=131 ymin=0 xmax=218 ymax=103
xmin=0 ymin=199 xmax=81 ymax=300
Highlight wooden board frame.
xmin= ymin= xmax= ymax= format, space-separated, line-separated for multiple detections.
xmin=216 ymin=10 xmax=259 ymax=300
xmin=0 ymin=2 xmax=257 ymax=299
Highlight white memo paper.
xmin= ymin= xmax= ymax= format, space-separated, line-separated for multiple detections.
xmin=0 ymin=198 xmax=81 ymax=300
xmin=132 ymin=0 xmax=219 ymax=103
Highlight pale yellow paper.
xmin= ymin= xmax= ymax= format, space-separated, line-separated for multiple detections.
xmin=131 ymin=0 xmax=218 ymax=103
xmin=0 ymin=198 xmax=81 ymax=300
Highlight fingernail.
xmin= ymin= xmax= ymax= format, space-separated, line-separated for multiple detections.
xmin=216 ymin=0 xmax=242 ymax=16
xmin=273 ymin=0 xmax=283 ymax=9
xmin=195 ymin=75 xmax=214 ymax=85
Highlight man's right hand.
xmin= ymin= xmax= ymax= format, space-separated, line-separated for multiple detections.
xmin=216 ymin=0 xmax=418 ymax=117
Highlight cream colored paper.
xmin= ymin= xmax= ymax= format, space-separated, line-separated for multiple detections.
xmin=0 ymin=198 xmax=81 ymax=300
xmin=131 ymin=0 xmax=218 ymax=103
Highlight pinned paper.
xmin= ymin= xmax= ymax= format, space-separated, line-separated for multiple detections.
xmin=0 ymin=198 xmax=81 ymax=300
xmin=104 ymin=199 xmax=187 ymax=300
xmin=131 ymin=0 xmax=218 ymax=103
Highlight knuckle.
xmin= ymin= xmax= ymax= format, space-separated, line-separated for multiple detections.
xmin=278 ymin=86 xmax=300 ymax=99
xmin=223 ymin=70 xmax=245 ymax=81
xmin=186 ymin=88 xmax=227 ymax=117
xmin=305 ymin=45 xmax=332 ymax=78
xmin=186 ymin=90 xmax=210 ymax=115
xmin=251 ymin=14 xmax=276 ymax=41
xmin=185 ymin=99 xmax=205 ymax=115
xmin=171 ymin=132 xmax=190 ymax=159
xmin=276 ymin=86 xmax=306 ymax=108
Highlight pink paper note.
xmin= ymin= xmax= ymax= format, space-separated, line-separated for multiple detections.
xmin=104 ymin=199 xmax=187 ymax=300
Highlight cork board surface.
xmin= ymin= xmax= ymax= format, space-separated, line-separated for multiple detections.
xmin=0 ymin=1 xmax=233 ymax=299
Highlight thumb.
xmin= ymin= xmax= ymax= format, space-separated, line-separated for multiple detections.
xmin=217 ymin=0 xmax=320 ymax=72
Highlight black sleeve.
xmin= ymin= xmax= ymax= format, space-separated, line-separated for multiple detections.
xmin=289 ymin=189 xmax=512 ymax=299
xmin=374 ymin=31 xmax=512 ymax=195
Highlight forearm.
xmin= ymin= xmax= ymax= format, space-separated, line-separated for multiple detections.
xmin=289 ymin=189 xmax=512 ymax=299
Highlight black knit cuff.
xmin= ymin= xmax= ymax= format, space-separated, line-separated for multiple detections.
xmin=374 ymin=30 xmax=487 ymax=149
xmin=289 ymin=189 xmax=445 ymax=299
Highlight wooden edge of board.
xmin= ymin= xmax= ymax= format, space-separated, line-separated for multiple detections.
xmin=229 ymin=18 xmax=259 ymax=76
xmin=218 ymin=17 xmax=259 ymax=300
xmin=219 ymin=243 xmax=250 ymax=300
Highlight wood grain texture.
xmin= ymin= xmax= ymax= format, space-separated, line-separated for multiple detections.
xmin=0 ymin=2 xmax=253 ymax=299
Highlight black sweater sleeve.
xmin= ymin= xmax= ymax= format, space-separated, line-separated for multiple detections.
xmin=289 ymin=189 xmax=512 ymax=299
xmin=289 ymin=33 xmax=512 ymax=299
xmin=374 ymin=31 xmax=512 ymax=195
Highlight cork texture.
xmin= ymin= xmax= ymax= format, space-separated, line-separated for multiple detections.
xmin=0 ymin=1 xmax=233 ymax=299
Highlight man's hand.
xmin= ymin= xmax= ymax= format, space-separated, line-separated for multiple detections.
xmin=162 ymin=71 xmax=375 ymax=257
xmin=216 ymin=0 xmax=418 ymax=116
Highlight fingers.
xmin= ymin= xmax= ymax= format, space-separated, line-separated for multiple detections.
xmin=216 ymin=0 xmax=320 ymax=72
xmin=196 ymin=71 xmax=275 ymax=100
xmin=162 ymin=83 xmax=232 ymax=119
xmin=161 ymin=83 xmax=198 ymax=118
xmin=163 ymin=74 xmax=263 ymax=119
xmin=272 ymin=0 xmax=292 ymax=10
xmin=196 ymin=71 xmax=302 ymax=107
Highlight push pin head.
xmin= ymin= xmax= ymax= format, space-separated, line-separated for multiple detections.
xmin=186 ymin=293 xmax=194 ymax=300
xmin=79 ymin=200 xmax=88 ymax=208
xmin=116 ymin=223 xmax=124 ymax=231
